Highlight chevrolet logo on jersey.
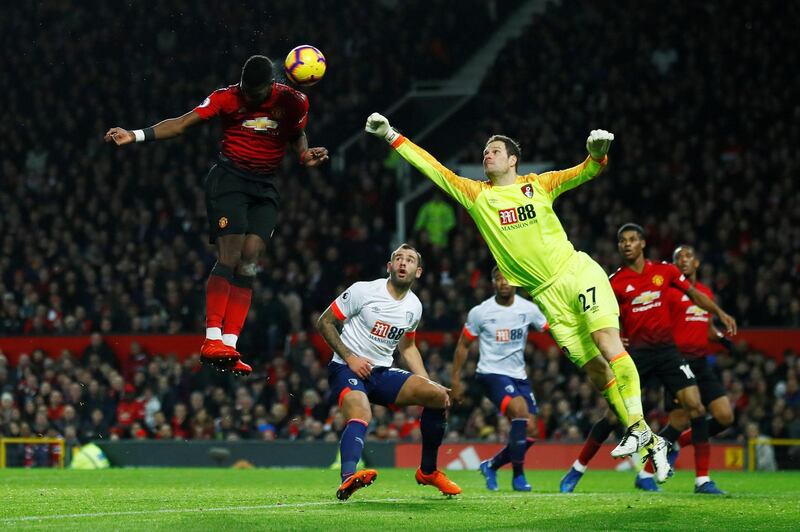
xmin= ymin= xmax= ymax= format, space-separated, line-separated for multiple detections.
xmin=242 ymin=117 xmax=279 ymax=131
xmin=631 ymin=290 xmax=661 ymax=305
xmin=686 ymin=305 xmax=708 ymax=317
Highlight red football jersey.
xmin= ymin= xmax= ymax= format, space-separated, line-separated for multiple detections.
xmin=668 ymin=280 xmax=714 ymax=358
xmin=194 ymin=83 xmax=309 ymax=174
xmin=610 ymin=260 xmax=692 ymax=349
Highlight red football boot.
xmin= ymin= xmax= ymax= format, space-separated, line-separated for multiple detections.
xmin=229 ymin=359 xmax=252 ymax=377
xmin=200 ymin=338 xmax=239 ymax=367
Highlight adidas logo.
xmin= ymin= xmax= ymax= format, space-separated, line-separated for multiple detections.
xmin=625 ymin=284 xmax=635 ymax=292
xmin=445 ymin=446 xmax=482 ymax=470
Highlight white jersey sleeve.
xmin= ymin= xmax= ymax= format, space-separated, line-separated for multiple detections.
xmin=331 ymin=281 xmax=368 ymax=321
xmin=463 ymin=305 xmax=483 ymax=340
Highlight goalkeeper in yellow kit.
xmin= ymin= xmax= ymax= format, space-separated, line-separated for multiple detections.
xmin=365 ymin=113 xmax=670 ymax=481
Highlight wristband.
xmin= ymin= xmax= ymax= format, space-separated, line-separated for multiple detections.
xmin=133 ymin=127 xmax=156 ymax=142
xmin=385 ymin=128 xmax=400 ymax=144
xmin=719 ymin=336 xmax=735 ymax=352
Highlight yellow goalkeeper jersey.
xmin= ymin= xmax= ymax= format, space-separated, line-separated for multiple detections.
xmin=392 ymin=135 xmax=607 ymax=295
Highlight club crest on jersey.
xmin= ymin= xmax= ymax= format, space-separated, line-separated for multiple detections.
xmin=519 ymin=313 xmax=527 ymax=324
xmin=505 ymin=384 xmax=515 ymax=394
xmin=218 ymin=217 xmax=228 ymax=228
xmin=651 ymin=274 xmax=664 ymax=287
xmin=348 ymin=379 xmax=358 ymax=386
xmin=406 ymin=312 xmax=414 ymax=324
xmin=520 ymin=184 xmax=534 ymax=198
xmin=242 ymin=116 xmax=278 ymax=131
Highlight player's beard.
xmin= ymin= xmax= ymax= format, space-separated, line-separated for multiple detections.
xmin=389 ymin=270 xmax=415 ymax=290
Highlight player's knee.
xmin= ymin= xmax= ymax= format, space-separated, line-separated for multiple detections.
xmin=217 ymin=249 xmax=242 ymax=267
xmin=431 ymin=387 xmax=449 ymax=409
xmin=687 ymin=401 xmax=706 ymax=418
xmin=716 ymin=407 xmax=734 ymax=427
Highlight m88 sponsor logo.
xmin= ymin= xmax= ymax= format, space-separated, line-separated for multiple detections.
xmin=371 ymin=320 xmax=406 ymax=340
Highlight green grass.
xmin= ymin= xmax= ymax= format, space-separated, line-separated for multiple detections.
xmin=0 ymin=468 xmax=798 ymax=530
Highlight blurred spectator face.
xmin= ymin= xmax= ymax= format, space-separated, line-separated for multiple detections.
xmin=1 ymin=392 xmax=13 ymax=409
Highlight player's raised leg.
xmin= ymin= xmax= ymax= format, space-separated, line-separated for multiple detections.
xmin=395 ymin=375 xmax=461 ymax=496
xmin=201 ymin=233 xmax=244 ymax=368
xmin=222 ymin=234 xmax=269 ymax=376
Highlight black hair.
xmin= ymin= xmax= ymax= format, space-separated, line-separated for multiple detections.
xmin=486 ymin=135 xmax=521 ymax=168
xmin=617 ymin=223 xmax=645 ymax=240
xmin=241 ymin=55 xmax=274 ymax=87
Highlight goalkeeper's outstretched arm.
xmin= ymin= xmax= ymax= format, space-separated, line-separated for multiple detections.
xmin=536 ymin=129 xmax=614 ymax=199
xmin=365 ymin=113 xmax=482 ymax=209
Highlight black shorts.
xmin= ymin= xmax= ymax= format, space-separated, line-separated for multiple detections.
xmin=664 ymin=356 xmax=726 ymax=412
xmin=632 ymin=345 xmax=696 ymax=397
xmin=204 ymin=157 xmax=280 ymax=244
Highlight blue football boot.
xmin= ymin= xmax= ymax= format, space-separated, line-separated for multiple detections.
xmin=512 ymin=473 xmax=532 ymax=492
xmin=695 ymin=480 xmax=726 ymax=495
xmin=634 ymin=475 xmax=661 ymax=492
xmin=559 ymin=467 xmax=584 ymax=493
xmin=479 ymin=460 xmax=499 ymax=491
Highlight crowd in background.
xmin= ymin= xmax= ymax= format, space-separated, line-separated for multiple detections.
xmin=0 ymin=1 xmax=798 ymax=467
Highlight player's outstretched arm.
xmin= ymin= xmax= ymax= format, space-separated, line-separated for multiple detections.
xmin=687 ymin=287 xmax=737 ymax=335
xmin=537 ymin=129 xmax=614 ymax=198
xmin=398 ymin=335 xmax=430 ymax=380
xmin=104 ymin=110 xmax=205 ymax=146
xmin=365 ymin=113 xmax=481 ymax=209
xmin=316 ymin=306 xmax=373 ymax=379
xmin=450 ymin=331 xmax=474 ymax=404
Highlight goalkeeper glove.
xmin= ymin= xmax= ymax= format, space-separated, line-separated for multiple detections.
xmin=586 ymin=129 xmax=614 ymax=161
xmin=365 ymin=113 xmax=400 ymax=144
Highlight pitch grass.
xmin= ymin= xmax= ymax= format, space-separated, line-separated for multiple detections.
xmin=0 ymin=469 xmax=798 ymax=530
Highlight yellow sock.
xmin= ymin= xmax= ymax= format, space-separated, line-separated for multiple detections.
xmin=601 ymin=378 xmax=629 ymax=427
xmin=608 ymin=351 xmax=644 ymax=427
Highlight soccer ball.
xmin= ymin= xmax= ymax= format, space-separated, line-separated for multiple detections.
xmin=284 ymin=45 xmax=326 ymax=86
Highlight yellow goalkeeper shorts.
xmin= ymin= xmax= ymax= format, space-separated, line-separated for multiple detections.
xmin=528 ymin=252 xmax=619 ymax=368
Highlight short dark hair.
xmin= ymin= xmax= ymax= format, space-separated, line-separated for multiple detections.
xmin=486 ymin=135 xmax=521 ymax=168
xmin=617 ymin=223 xmax=645 ymax=240
xmin=241 ymin=55 xmax=274 ymax=87
xmin=390 ymin=243 xmax=423 ymax=268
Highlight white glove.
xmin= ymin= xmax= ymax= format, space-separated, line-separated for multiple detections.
xmin=365 ymin=112 xmax=400 ymax=143
xmin=586 ymin=129 xmax=614 ymax=161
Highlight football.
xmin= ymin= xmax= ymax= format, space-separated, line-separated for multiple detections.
xmin=284 ymin=45 xmax=326 ymax=86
